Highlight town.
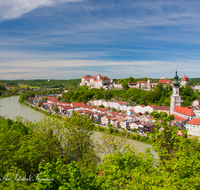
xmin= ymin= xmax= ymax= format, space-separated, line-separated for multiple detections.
xmin=26 ymin=71 xmax=200 ymax=138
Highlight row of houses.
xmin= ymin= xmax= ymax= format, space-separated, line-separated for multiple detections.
xmin=89 ymin=99 xmax=170 ymax=115
xmin=28 ymin=94 xmax=200 ymax=137
xmin=28 ymin=95 xmax=157 ymax=134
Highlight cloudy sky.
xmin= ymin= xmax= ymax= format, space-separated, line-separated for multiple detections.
xmin=0 ymin=0 xmax=200 ymax=79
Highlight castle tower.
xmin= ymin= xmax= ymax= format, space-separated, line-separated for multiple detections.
xmin=97 ymin=74 xmax=101 ymax=81
xmin=170 ymin=71 xmax=181 ymax=114
xmin=181 ymin=75 xmax=189 ymax=86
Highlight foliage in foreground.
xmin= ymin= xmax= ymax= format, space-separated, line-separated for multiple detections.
xmin=0 ymin=115 xmax=200 ymax=189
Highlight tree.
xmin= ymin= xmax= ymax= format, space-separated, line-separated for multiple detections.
xmin=41 ymin=96 xmax=47 ymax=101
xmin=122 ymin=80 xmax=129 ymax=90
xmin=150 ymin=111 xmax=160 ymax=119
xmin=96 ymin=134 xmax=130 ymax=155
xmin=52 ymin=106 xmax=59 ymax=113
xmin=63 ymin=114 xmax=100 ymax=165
xmin=108 ymin=124 xmax=113 ymax=134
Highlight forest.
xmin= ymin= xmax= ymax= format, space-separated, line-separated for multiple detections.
xmin=0 ymin=79 xmax=81 ymax=89
xmin=0 ymin=114 xmax=199 ymax=189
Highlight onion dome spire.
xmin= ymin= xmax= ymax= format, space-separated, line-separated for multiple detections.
xmin=173 ymin=70 xmax=180 ymax=87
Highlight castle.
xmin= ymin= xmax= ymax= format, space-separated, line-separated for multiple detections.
xmin=80 ymin=74 xmax=114 ymax=89
xmin=180 ymin=75 xmax=189 ymax=86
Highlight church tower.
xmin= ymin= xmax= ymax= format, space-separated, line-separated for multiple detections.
xmin=170 ymin=71 xmax=181 ymax=114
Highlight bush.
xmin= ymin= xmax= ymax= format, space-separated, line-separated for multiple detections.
xmin=136 ymin=134 xmax=141 ymax=140
xmin=113 ymin=129 xmax=119 ymax=134
xmin=122 ymin=132 xmax=126 ymax=136
xmin=132 ymin=135 xmax=136 ymax=139
xmin=108 ymin=124 xmax=113 ymax=134
xmin=132 ymin=128 xmax=138 ymax=133
xmin=142 ymin=136 xmax=149 ymax=141
xmin=98 ymin=125 xmax=105 ymax=131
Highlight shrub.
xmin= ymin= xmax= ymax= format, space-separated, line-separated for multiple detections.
xmin=136 ymin=134 xmax=141 ymax=140
xmin=132 ymin=135 xmax=136 ymax=140
xmin=98 ymin=125 xmax=105 ymax=131
xmin=113 ymin=129 xmax=119 ymax=134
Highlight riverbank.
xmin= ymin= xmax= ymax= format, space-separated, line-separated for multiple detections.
xmin=0 ymin=94 xmax=19 ymax=99
xmin=20 ymin=100 xmax=64 ymax=119
xmin=93 ymin=125 xmax=152 ymax=144
xmin=19 ymin=99 xmax=152 ymax=144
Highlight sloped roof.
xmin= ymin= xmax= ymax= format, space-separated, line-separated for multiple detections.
xmin=187 ymin=118 xmax=200 ymax=126
xmin=173 ymin=114 xmax=186 ymax=122
xmin=149 ymin=105 xmax=156 ymax=108
xmin=182 ymin=75 xmax=186 ymax=81
xmin=158 ymin=79 xmax=171 ymax=84
xmin=71 ymin=102 xmax=85 ymax=107
xmin=182 ymin=75 xmax=189 ymax=81
xmin=137 ymin=81 xmax=147 ymax=84
xmin=174 ymin=106 xmax=195 ymax=116
xmin=154 ymin=106 xmax=170 ymax=111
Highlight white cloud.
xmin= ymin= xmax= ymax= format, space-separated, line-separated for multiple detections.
xmin=0 ymin=0 xmax=82 ymax=20
xmin=0 ymin=58 xmax=199 ymax=80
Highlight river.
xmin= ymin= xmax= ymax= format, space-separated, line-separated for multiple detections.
xmin=0 ymin=96 xmax=158 ymax=159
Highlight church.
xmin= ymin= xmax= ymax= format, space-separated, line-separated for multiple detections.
xmin=170 ymin=71 xmax=195 ymax=123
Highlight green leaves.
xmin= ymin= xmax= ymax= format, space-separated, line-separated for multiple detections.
xmin=1 ymin=115 xmax=200 ymax=189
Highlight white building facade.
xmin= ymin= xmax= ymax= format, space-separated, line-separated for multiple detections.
xmin=170 ymin=71 xmax=181 ymax=114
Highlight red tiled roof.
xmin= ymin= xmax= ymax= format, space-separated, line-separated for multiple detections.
xmin=106 ymin=116 xmax=113 ymax=119
xmin=182 ymin=75 xmax=186 ymax=81
xmin=110 ymin=117 xmax=117 ymax=121
xmin=154 ymin=106 xmax=170 ymax=111
xmin=137 ymin=81 xmax=147 ymax=84
xmin=158 ymin=79 xmax=171 ymax=84
xmin=174 ymin=106 xmax=195 ymax=116
xmin=140 ymin=105 xmax=146 ymax=107
xmin=94 ymin=80 xmax=98 ymax=82
xmin=182 ymin=75 xmax=189 ymax=81
xmin=129 ymin=109 xmax=134 ymax=112
xmin=149 ymin=105 xmax=156 ymax=108
xmin=101 ymin=76 xmax=110 ymax=80
xmin=187 ymin=118 xmax=200 ymax=126
xmin=72 ymin=102 xmax=85 ymax=107
xmin=172 ymin=114 xmax=185 ymax=122
xmin=90 ymin=76 xmax=96 ymax=79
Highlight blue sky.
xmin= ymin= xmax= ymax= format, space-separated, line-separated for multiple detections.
xmin=0 ymin=0 xmax=200 ymax=79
